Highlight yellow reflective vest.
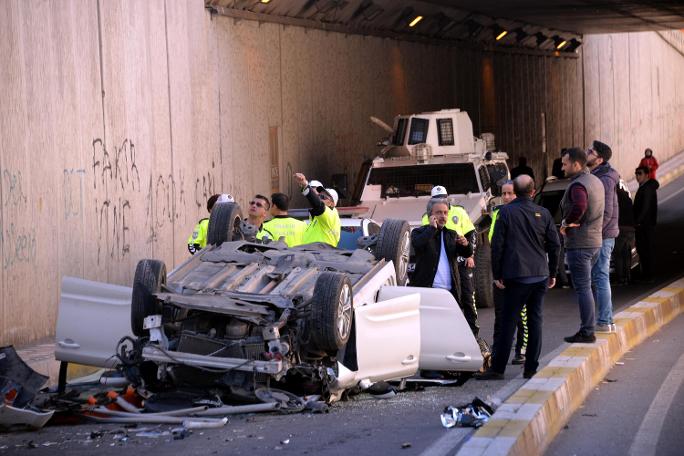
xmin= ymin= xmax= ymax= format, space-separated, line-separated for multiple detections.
xmin=488 ymin=207 xmax=501 ymax=242
xmin=421 ymin=205 xmax=475 ymax=236
xmin=187 ymin=218 xmax=209 ymax=254
xmin=257 ymin=216 xmax=307 ymax=247
xmin=302 ymin=207 xmax=341 ymax=247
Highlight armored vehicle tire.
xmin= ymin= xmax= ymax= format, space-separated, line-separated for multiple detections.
xmin=374 ymin=219 xmax=411 ymax=286
xmin=309 ymin=272 xmax=354 ymax=353
xmin=207 ymin=202 xmax=243 ymax=246
xmin=131 ymin=259 xmax=166 ymax=337
xmin=474 ymin=236 xmax=494 ymax=308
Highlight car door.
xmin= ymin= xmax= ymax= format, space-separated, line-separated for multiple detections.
xmin=353 ymin=292 xmax=421 ymax=382
xmin=377 ymin=286 xmax=483 ymax=372
xmin=55 ymin=276 xmax=133 ymax=368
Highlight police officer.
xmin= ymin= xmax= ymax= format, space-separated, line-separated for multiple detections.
xmin=187 ymin=193 xmax=234 ymax=254
xmin=489 ymin=181 xmax=528 ymax=365
xmin=294 ymin=173 xmax=341 ymax=247
xmin=257 ymin=193 xmax=307 ymax=247
xmin=242 ymin=194 xmax=274 ymax=242
xmin=422 ymin=185 xmax=478 ymax=335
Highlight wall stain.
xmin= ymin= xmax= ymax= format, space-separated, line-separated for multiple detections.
xmin=63 ymin=168 xmax=86 ymax=219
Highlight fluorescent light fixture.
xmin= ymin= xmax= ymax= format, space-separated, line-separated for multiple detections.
xmin=496 ymin=30 xmax=508 ymax=40
xmin=556 ymin=40 xmax=567 ymax=49
xmin=260 ymin=0 xmax=271 ymax=4
xmin=409 ymin=15 xmax=423 ymax=27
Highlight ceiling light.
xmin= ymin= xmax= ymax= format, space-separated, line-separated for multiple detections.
xmin=260 ymin=0 xmax=271 ymax=4
xmin=409 ymin=15 xmax=423 ymax=27
xmin=496 ymin=30 xmax=508 ymax=41
xmin=556 ymin=40 xmax=567 ymax=49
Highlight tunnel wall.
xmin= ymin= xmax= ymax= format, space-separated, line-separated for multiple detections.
xmin=1 ymin=0 xmax=683 ymax=346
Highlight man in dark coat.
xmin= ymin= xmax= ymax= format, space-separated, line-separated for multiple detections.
xmin=587 ymin=140 xmax=620 ymax=332
xmin=614 ymin=185 xmax=635 ymax=285
xmin=633 ymin=166 xmax=659 ymax=281
xmin=411 ymin=198 xmax=476 ymax=336
xmin=476 ymin=175 xmax=560 ymax=380
xmin=510 ymin=156 xmax=535 ymax=180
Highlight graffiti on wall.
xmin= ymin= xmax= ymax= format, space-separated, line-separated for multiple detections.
xmin=3 ymin=169 xmax=28 ymax=209
xmin=145 ymin=171 xmax=186 ymax=244
xmin=194 ymin=165 xmax=217 ymax=210
xmin=95 ymin=197 xmax=131 ymax=263
xmin=63 ymin=168 xmax=86 ymax=219
xmin=91 ymin=138 xmax=141 ymax=193
xmin=0 ymin=168 xmax=36 ymax=270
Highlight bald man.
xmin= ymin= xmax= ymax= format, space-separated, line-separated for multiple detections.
xmin=477 ymin=175 xmax=560 ymax=380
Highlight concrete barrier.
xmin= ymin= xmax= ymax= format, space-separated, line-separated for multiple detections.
xmin=456 ymin=277 xmax=684 ymax=456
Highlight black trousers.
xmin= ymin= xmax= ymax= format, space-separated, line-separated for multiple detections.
xmin=614 ymin=227 xmax=635 ymax=283
xmin=635 ymin=225 xmax=656 ymax=279
xmin=491 ymin=280 xmax=547 ymax=374
xmin=457 ymin=263 xmax=479 ymax=337
xmin=493 ymin=287 xmax=528 ymax=357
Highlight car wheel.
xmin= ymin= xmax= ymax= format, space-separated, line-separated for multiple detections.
xmin=207 ymin=202 xmax=243 ymax=246
xmin=474 ymin=234 xmax=494 ymax=308
xmin=309 ymin=272 xmax=353 ymax=353
xmin=374 ymin=219 xmax=411 ymax=286
xmin=131 ymin=259 xmax=166 ymax=337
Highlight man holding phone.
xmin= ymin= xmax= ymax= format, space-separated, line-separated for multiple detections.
xmin=411 ymin=198 xmax=479 ymax=337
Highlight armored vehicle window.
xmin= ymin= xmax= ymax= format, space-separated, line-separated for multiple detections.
xmin=437 ymin=119 xmax=455 ymax=146
xmin=408 ymin=118 xmax=429 ymax=145
xmin=392 ymin=118 xmax=409 ymax=145
xmin=478 ymin=166 xmax=491 ymax=192
xmin=486 ymin=163 xmax=509 ymax=196
xmin=367 ymin=163 xmax=479 ymax=198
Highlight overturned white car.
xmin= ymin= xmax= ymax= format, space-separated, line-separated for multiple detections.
xmin=56 ymin=204 xmax=485 ymax=402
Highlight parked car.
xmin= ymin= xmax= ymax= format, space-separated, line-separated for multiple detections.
xmin=56 ymin=203 xmax=484 ymax=403
xmin=534 ymin=177 xmax=639 ymax=275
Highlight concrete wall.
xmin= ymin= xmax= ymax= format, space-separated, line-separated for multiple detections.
xmin=582 ymin=32 xmax=684 ymax=179
xmin=1 ymin=0 xmax=683 ymax=346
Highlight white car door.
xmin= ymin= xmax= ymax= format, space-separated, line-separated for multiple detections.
xmin=377 ymin=286 xmax=483 ymax=372
xmin=353 ymin=293 xmax=421 ymax=382
xmin=55 ymin=276 xmax=133 ymax=368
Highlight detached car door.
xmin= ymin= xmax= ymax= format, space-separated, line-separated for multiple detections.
xmin=55 ymin=277 xmax=133 ymax=368
xmin=377 ymin=286 xmax=483 ymax=372
xmin=353 ymin=292 xmax=421 ymax=382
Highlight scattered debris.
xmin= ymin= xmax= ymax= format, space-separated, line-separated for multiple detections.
xmin=440 ymin=397 xmax=494 ymax=429
xmin=401 ymin=442 xmax=412 ymax=449
xmin=0 ymin=404 xmax=54 ymax=430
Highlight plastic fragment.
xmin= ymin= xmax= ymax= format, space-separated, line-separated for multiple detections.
xmin=440 ymin=397 xmax=493 ymax=429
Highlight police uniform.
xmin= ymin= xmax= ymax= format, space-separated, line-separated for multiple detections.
xmin=489 ymin=205 xmax=528 ymax=362
xmin=422 ymin=204 xmax=478 ymax=332
xmin=257 ymin=216 xmax=307 ymax=247
xmin=302 ymin=207 xmax=341 ymax=247
xmin=187 ymin=218 xmax=209 ymax=254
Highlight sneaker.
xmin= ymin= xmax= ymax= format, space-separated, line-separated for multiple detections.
xmin=474 ymin=370 xmax=504 ymax=381
xmin=595 ymin=324 xmax=613 ymax=333
xmin=512 ymin=353 xmax=526 ymax=365
xmin=523 ymin=370 xmax=537 ymax=379
xmin=610 ymin=323 xmax=617 ymax=332
xmin=564 ymin=332 xmax=596 ymax=343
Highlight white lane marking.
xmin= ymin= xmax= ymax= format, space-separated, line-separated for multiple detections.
xmin=659 ymin=184 xmax=684 ymax=205
xmin=419 ymin=344 xmax=568 ymax=456
xmin=628 ymin=351 xmax=684 ymax=456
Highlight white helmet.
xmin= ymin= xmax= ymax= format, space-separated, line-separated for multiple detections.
xmin=217 ymin=193 xmax=235 ymax=203
xmin=325 ymin=188 xmax=339 ymax=206
xmin=431 ymin=185 xmax=448 ymax=197
xmin=309 ymin=179 xmax=324 ymax=190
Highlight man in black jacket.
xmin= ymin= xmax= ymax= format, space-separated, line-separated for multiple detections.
xmin=477 ymin=175 xmax=560 ymax=380
xmin=633 ymin=166 xmax=659 ymax=282
xmin=614 ymin=185 xmax=635 ymax=285
xmin=411 ymin=198 xmax=477 ymax=336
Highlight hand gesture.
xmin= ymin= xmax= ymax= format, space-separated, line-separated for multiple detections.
xmin=294 ymin=173 xmax=308 ymax=189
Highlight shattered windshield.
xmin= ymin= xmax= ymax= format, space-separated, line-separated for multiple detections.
xmin=367 ymin=163 xmax=479 ymax=198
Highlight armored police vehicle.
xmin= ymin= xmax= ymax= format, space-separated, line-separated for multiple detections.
xmin=351 ymin=109 xmax=511 ymax=308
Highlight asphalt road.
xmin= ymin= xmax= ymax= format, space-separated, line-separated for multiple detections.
xmin=1 ymin=173 xmax=683 ymax=456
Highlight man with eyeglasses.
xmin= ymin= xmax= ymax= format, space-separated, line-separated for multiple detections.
xmin=586 ymin=140 xmax=620 ymax=333
xmin=633 ymin=165 xmax=659 ymax=282
xmin=294 ymin=173 xmax=341 ymax=247
xmin=242 ymin=194 xmax=274 ymax=242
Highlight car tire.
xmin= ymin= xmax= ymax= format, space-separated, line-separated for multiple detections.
xmin=309 ymin=272 xmax=353 ymax=353
xmin=131 ymin=259 xmax=166 ymax=337
xmin=207 ymin=202 xmax=243 ymax=246
xmin=374 ymin=219 xmax=411 ymax=286
xmin=474 ymin=234 xmax=494 ymax=308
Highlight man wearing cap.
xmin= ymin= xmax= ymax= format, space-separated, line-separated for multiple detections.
xmin=587 ymin=140 xmax=620 ymax=332
xmin=294 ymin=173 xmax=341 ymax=247
xmin=187 ymin=193 xmax=234 ymax=254
xmin=422 ymin=185 xmax=479 ymax=327
xmin=257 ymin=193 xmax=307 ymax=247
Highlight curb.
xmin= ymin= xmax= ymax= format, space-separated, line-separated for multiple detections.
xmin=657 ymin=163 xmax=684 ymax=188
xmin=456 ymin=277 xmax=684 ymax=456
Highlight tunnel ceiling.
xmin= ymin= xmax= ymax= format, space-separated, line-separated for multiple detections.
xmin=207 ymin=1 xmax=684 ymax=54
